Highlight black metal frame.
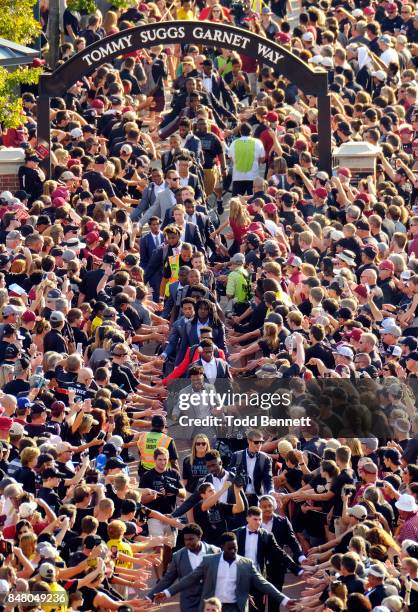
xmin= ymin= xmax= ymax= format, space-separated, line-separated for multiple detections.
xmin=37 ymin=21 xmax=332 ymax=175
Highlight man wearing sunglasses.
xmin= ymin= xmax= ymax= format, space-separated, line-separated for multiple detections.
xmin=229 ymin=429 xmax=274 ymax=508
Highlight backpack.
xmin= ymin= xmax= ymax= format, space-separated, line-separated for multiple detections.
xmin=237 ymin=270 xmax=253 ymax=302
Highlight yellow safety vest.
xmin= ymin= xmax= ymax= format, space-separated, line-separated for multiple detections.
xmin=137 ymin=431 xmax=172 ymax=470
xmin=165 ymin=254 xmax=181 ymax=296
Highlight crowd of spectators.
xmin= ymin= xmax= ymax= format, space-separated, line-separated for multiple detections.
xmin=0 ymin=0 xmax=415 ymax=608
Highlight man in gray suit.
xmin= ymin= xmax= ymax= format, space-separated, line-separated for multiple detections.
xmin=147 ymin=523 xmax=220 ymax=612
xmin=139 ymin=169 xmax=179 ymax=228
xmin=154 ymin=531 xmax=295 ymax=612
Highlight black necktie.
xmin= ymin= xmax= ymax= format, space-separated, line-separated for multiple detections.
xmin=247 ymin=452 xmax=256 ymax=459
xmin=248 ymin=531 xmax=258 ymax=535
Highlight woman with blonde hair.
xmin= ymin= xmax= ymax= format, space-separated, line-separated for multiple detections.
xmin=19 ymin=532 xmax=37 ymax=561
xmin=0 ymin=364 xmax=14 ymax=388
xmin=103 ymin=10 xmax=118 ymax=34
xmin=182 ymin=434 xmax=211 ymax=494
xmin=214 ymin=197 xmax=251 ymax=255
xmin=230 ymin=322 xmax=280 ymax=370
xmin=34 ymin=319 xmax=51 ymax=354
xmin=42 ymin=179 xmax=58 ymax=197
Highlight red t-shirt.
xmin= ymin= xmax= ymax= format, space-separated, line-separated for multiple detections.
xmin=2 ymin=520 xmax=48 ymax=540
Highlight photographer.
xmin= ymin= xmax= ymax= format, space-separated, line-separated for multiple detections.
xmin=194 ymin=479 xmax=245 ymax=546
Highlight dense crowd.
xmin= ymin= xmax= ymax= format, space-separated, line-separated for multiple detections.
xmin=0 ymin=0 xmax=415 ymax=608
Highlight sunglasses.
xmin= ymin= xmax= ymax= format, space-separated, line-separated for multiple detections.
xmin=252 ymin=440 xmax=264 ymax=445
xmin=195 ymin=442 xmax=207 ymax=446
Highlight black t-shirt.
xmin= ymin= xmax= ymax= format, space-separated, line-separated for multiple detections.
xmin=197 ymin=132 xmax=223 ymax=169
xmin=37 ymin=486 xmax=62 ymax=514
xmin=193 ymin=500 xmax=233 ymax=546
xmin=43 ymin=329 xmax=68 ymax=354
xmin=18 ymin=166 xmax=43 ymax=200
xmin=79 ymin=269 xmax=105 ymax=301
xmin=182 ymin=456 xmax=208 ymax=493
xmin=14 ymin=466 xmax=36 ymax=494
xmin=139 ymin=468 xmax=182 ymax=514
xmin=82 ymin=171 xmax=115 ymax=198
xmin=3 ymin=378 xmax=30 ymax=396
xmin=331 ymin=468 xmax=355 ymax=517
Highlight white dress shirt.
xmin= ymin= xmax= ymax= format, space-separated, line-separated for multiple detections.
xmin=212 ymin=471 xmax=230 ymax=503
xmin=188 ymin=546 xmax=206 ymax=571
xmin=244 ymin=527 xmax=259 ymax=569
xmin=202 ymin=75 xmax=213 ymax=94
xmin=245 ymin=451 xmax=257 ymax=495
xmin=196 ymin=319 xmax=209 ymax=339
xmin=202 ymin=357 xmax=217 ymax=384
xmin=215 ymin=555 xmax=238 ymax=603
xmin=187 ymin=212 xmax=197 ymax=224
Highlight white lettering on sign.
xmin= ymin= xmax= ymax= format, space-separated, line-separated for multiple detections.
xmin=192 ymin=26 xmax=250 ymax=49
xmin=83 ymin=34 xmax=133 ymax=66
xmin=257 ymin=43 xmax=284 ymax=64
xmin=139 ymin=26 xmax=186 ymax=44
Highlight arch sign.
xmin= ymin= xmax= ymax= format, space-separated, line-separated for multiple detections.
xmin=37 ymin=21 xmax=332 ymax=174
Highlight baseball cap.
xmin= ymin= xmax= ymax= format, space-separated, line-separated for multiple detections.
xmin=348 ymin=505 xmax=367 ymax=520
xmin=372 ymin=70 xmax=386 ymax=81
xmin=41 ymin=468 xmax=66 ymax=480
xmin=366 ymin=564 xmax=387 ymax=578
xmin=265 ymin=111 xmax=278 ymax=122
xmin=70 ymin=128 xmax=83 ymax=138
xmin=313 ymin=187 xmax=328 ymax=199
xmin=91 ymin=99 xmax=105 ymax=109
xmin=333 ymin=345 xmax=354 ymax=360
xmin=346 ymin=327 xmax=363 ymax=342
xmin=380 ymin=324 xmax=401 ymax=337
xmin=60 ymin=171 xmax=76 ymax=182
xmin=286 ymin=254 xmax=302 ymax=268
xmin=31 ymin=402 xmax=47 ymax=415
xmin=302 ymin=31 xmax=314 ymax=41
xmin=264 ymin=240 xmax=280 ymax=255
xmin=105 ymin=457 xmax=126 ymax=470
xmin=50 ymin=311 xmax=65 ymax=324
xmin=316 ymin=171 xmax=329 ymax=181
xmin=9 ymin=422 xmax=27 ymax=436
xmin=379 ymin=259 xmax=395 ymax=272
xmin=386 ymin=2 xmax=397 ymax=10
xmin=337 ymin=167 xmax=352 ymax=178
xmin=4 ymin=344 xmax=19 ymax=359
xmin=379 ymin=35 xmax=393 ymax=45
xmin=19 ymin=501 xmax=37 ymax=518
xmin=85 ymin=231 xmax=100 ymax=244
xmin=3 ymin=304 xmax=23 ymax=316
xmin=354 ymin=284 xmax=369 ymax=299
xmin=364 ymin=6 xmax=375 ymax=15
xmin=50 ymin=401 xmax=66 ymax=416
xmin=263 ymin=203 xmax=277 ymax=214
xmin=362 ymin=245 xmax=377 ymax=260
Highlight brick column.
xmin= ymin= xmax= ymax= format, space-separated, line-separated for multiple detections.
xmin=0 ymin=148 xmax=25 ymax=193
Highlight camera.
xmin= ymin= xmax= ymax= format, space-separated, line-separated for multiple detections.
xmin=342 ymin=485 xmax=356 ymax=497
xmin=162 ymin=475 xmax=180 ymax=495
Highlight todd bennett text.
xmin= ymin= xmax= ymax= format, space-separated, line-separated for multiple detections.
xmin=178 ymin=415 xmax=312 ymax=428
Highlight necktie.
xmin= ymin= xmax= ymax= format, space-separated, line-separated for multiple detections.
xmin=154 ymin=234 xmax=159 ymax=247
xmin=248 ymin=531 xmax=258 ymax=535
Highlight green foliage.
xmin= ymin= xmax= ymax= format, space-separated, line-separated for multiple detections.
xmin=110 ymin=0 xmax=137 ymax=9
xmin=0 ymin=0 xmax=41 ymax=45
xmin=66 ymin=0 xmax=96 ymax=13
xmin=0 ymin=66 xmax=42 ymax=127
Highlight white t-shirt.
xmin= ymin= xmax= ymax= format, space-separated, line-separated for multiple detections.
xmin=228 ymin=137 xmax=265 ymax=181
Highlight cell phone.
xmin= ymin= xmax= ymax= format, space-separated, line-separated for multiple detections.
xmin=96 ymin=431 xmax=106 ymax=441
xmin=376 ymin=481 xmax=385 ymax=488
xmin=0 ymin=540 xmax=12 ymax=556
xmin=35 ymin=366 xmax=43 ymax=376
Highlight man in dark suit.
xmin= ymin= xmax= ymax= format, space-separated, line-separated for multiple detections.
xmin=364 ymin=564 xmax=391 ymax=607
xmin=259 ymin=495 xmax=305 ymax=567
xmin=153 ymin=531 xmax=294 ymax=612
xmin=199 ymin=59 xmax=237 ymax=113
xmin=139 ymin=216 xmax=164 ymax=269
xmin=147 ymin=523 xmax=219 ymax=612
xmin=229 ymin=430 xmax=274 ymax=507
xmin=184 ymin=199 xmax=217 ymax=252
xmin=161 ymin=297 xmax=196 ymax=371
xmin=164 ymin=203 xmax=204 ymax=253
xmin=190 ymin=338 xmax=232 ymax=394
xmin=179 ymin=118 xmax=203 ymax=164
xmin=143 ymin=225 xmax=181 ymax=302
xmin=234 ymin=507 xmax=303 ymax=612
xmin=162 ymin=266 xmax=192 ymax=322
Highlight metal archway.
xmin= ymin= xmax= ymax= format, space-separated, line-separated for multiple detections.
xmin=37 ymin=21 xmax=332 ymax=173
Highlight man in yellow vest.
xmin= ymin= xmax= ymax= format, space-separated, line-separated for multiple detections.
xmin=137 ymin=414 xmax=179 ymax=475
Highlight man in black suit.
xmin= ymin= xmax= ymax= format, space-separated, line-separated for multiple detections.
xmin=364 ymin=564 xmax=392 ymax=607
xmin=184 ymin=199 xmax=217 ymax=252
xmin=139 ymin=216 xmax=164 ymax=270
xmin=229 ymin=430 xmax=274 ymax=507
xmin=199 ymin=59 xmax=237 ymax=113
xmin=234 ymin=507 xmax=303 ymax=612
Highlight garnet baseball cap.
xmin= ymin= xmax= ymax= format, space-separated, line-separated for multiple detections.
xmin=379 ymin=259 xmax=395 ymax=272
xmin=354 ymin=284 xmax=369 ymax=299
xmin=313 ymin=187 xmax=328 ymax=199
xmin=337 ymin=167 xmax=352 ymax=178
xmin=22 ymin=310 xmax=36 ymax=323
